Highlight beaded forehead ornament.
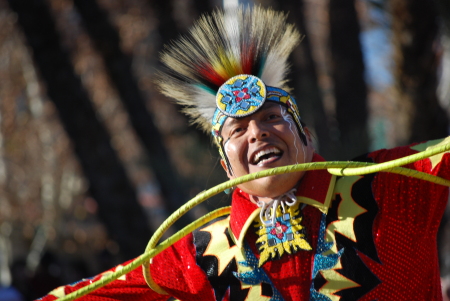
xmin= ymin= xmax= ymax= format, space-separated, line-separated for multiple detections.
xmin=156 ymin=6 xmax=307 ymax=167
xmin=216 ymin=75 xmax=266 ymax=118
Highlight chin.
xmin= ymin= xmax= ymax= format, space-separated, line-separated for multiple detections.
xmin=239 ymin=173 xmax=302 ymax=198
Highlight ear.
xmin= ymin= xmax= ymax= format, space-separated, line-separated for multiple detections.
xmin=304 ymin=127 xmax=313 ymax=144
xmin=303 ymin=127 xmax=316 ymax=161
xmin=220 ymin=159 xmax=233 ymax=179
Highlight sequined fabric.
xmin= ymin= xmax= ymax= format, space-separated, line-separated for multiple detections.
xmin=310 ymin=214 xmax=343 ymax=300
xmin=357 ymin=141 xmax=450 ymax=301
xmin=234 ymin=243 xmax=284 ymax=300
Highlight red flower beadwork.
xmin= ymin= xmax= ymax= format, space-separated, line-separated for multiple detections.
xmin=270 ymin=222 xmax=288 ymax=239
xmin=233 ymin=88 xmax=251 ymax=102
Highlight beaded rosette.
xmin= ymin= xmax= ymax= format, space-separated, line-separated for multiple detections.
xmin=216 ymin=75 xmax=266 ymax=117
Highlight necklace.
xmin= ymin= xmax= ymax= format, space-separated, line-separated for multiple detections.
xmin=254 ymin=189 xmax=312 ymax=267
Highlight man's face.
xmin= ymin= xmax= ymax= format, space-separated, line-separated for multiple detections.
xmin=220 ymin=102 xmax=314 ymax=198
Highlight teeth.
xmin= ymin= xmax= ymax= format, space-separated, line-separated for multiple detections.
xmin=253 ymin=147 xmax=281 ymax=164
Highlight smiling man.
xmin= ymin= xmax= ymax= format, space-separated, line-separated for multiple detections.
xmin=38 ymin=6 xmax=450 ymax=301
xmin=220 ymin=100 xmax=314 ymax=199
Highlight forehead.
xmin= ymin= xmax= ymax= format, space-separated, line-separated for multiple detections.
xmin=222 ymin=102 xmax=282 ymax=130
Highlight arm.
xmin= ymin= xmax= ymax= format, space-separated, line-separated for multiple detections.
xmin=36 ymin=259 xmax=170 ymax=301
xmin=368 ymin=137 xmax=450 ymax=231
xmin=37 ymin=233 xmax=215 ymax=301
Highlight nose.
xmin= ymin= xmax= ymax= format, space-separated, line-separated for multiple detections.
xmin=248 ymin=120 xmax=269 ymax=143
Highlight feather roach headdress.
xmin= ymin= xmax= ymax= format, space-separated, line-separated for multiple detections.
xmin=156 ymin=5 xmax=307 ymax=169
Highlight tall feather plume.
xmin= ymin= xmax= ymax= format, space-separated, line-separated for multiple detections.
xmin=156 ymin=5 xmax=301 ymax=133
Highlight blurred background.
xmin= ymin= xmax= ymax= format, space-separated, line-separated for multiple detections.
xmin=0 ymin=0 xmax=449 ymax=299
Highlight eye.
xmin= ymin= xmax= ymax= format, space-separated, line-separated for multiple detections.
xmin=229 ymin=126 xmax=245 ymax=138
xmin=266 ymin=113 xmax=281 ymax=121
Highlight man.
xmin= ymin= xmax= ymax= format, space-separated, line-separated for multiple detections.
xmin=39 ymin=6 xmax=449 ymax=301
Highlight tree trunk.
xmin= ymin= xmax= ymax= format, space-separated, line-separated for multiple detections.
xmin=436 ymin=0 xmax=450 ymax=283
xmin=192 ymin=0 xmax=216 ymax=19
xmin=274 ymin=0 xmax=336 ymax=160
xmin=72 ymin=0 xmax=189 ymax=217
xmin=7 ymin=0 xmax=152 ymax=260
xmin=391 ymin=0 xmax=448 ymax=145
xmin=148 ymin=0 xmax=214 ymax=145
xmin=329 ymin=0 xmax=369 ymax=159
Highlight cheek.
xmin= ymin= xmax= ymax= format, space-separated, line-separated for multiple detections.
xmin=273 ymin=126 xmax=295 ymax=144
xmin=224 ymin=140 xmax=246 ymax=164
xmin=278 ymin=123 xmax=301 ymax=143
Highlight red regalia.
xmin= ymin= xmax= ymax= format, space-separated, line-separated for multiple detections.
xmin=38 ymin=138 xmax=450 ymax=301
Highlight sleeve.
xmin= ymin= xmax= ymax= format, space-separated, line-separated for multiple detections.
xmin=35 ymin=259 xmax=171 ymax=301
xmin=148 ymin=232 xmax=216 ymax=301
xmin=369 ymin=137 xmax=450 ymax=179
xmin=367 ymin=137 xmax=450 ymax=233
xmin=36 ymin=233 xmax=214 ymax=301
xmin=35 ymin=262 xmax=169 ymax=301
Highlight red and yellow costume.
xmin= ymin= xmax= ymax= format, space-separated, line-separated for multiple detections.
xmin=39 ymin=138 xmax=450 ymax=301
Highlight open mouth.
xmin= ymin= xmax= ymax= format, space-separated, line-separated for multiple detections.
xmin=251 ymin=147 xmax=282 ymax=165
